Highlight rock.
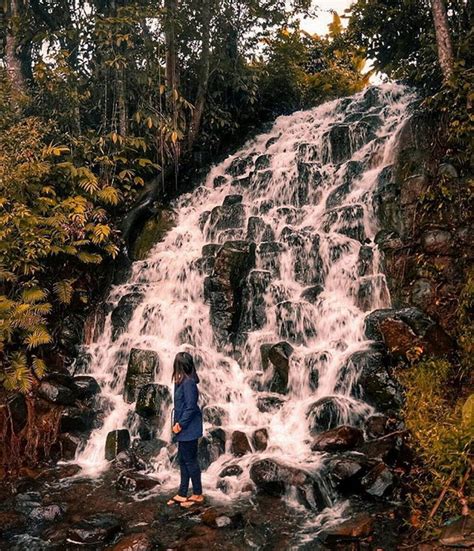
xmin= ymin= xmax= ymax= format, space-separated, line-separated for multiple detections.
xmin=231 ymin=430 xmax=252 ymax=456
xmin=109 ymin=533 xmax=153 ymax=551
xmin=7 ymin=393 xmax=28 ymax=434
xmin=323 ymin=513 xmax=374 ymax=543
xmin=202 ymin=405 xmax=226 ymax=426
xmin=311 ymin=426 xmax=363 ymax=452
xmin=116 ymin=470 xmax=160 ymax=492
xmin=327 ymin=453 xmax=370 ymax=489
xmin=276 ymin=300 xmax=317 ymax=344
xmin=38 ymin=381 xmax=76 ymax=406
xmin=105 ymin=429 xmax=131 ymax=461
xmin=223 ymin=194 xmax=243 ymax=206
xmin=0 ymin=511 xmax=26 ymax=534
xmin=227 ymin=155 xmax=252 ymax=177
xmin=261 ymin=341 xmax=293 ymax=394
xmin=421 ymin=229 xmax=452 ymax=254
xmin=60 ymin=406 xmax=96 ymax=433
xmin=256 ymin=394 xmax=285 ymax=413
xmin=198 ymin=428 xmax=226 ymax=470
xmin=57 ymin=432 xmax=84 ymax=460
xmin=124 ymin=348 xmax=160 ymax=403
xmin=255 ymin=154 xmax=271 ymax=170
xmin=323 ymin=204 xmax=366 ymax=242
xmin=439 ymin=515 xmax=474 ymax=548
xmin=132 ymin=439 xmax=167 ymax=467
xmin=8 ymin=535 xmax=49 ymax=551
xmin=208 ymin=203 xmax=245 ymax=237
xmin=204 ymin=240 xmax=256 ymax=341
xmin=365 ymin=414 xmax=390 ymax=439
xmin=135 ymin=383 xmax=171 ymax=418
xmin=344 ymin=349 xmax=403 ymax=412
xmin=73 ymin=376 xmax=101 ymax=400
xmin=250 ymin=458 xmax=327 ymax=510
xmin=438 ymin=162 xmax=458 ymax=178
xmin=251 ymin=428 xmax=268 ymax=452
xmin=67 ymin=513 xmax=121 ymax=545
xmin=29 ymin=504 xmax=64 ymax=522
xmin=304 ymin=351 xmax=330 ymax=391
xmin=361 ymin=463 xmax=394 ymax=497
xmin=306 ymin=396 xmax=369 ymax=434
xmin=280 ymin=227 xmax=322 ymax=285
xmin=201 ymin=507 xmax=243 ymax=529
xmin=219 ymin=464 xmax=243 ymax=478
xmin=357 ymin=433 xmax=404 ymax=464
xmin=111 ymin=292 xmax=143 ymax=340
xmin=246 ymin=216 xmax=275 ymax=242
xmin=199 ymin=210 xmax=211 ymax=231
xmin=257 ymin=241 xmax=285 ymax=277
xmin=58 ymin=313 xmax=84 ymax=352
xmin=239 ymin=270 xmax=272 ymax=331
xmin=372 ymin=165 xmax=400 ymax=232
xmin=300 ymin=285 xmax=324 ymax=303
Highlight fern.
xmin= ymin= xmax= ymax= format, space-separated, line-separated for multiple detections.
xmin=32 ymin=356 xmax=47 ymax=378
xmin=53 ymin=279 xmax=75 ymax=304
xmin=25 ymin=326 xmax=52 ymax=349
xmin=77 ymin=251 xmax=103 ymax=264
xmin=22 ymin=287 xmax=47 ymax=303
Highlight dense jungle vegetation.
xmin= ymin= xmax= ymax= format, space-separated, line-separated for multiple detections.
xmin=0 ymin=0 xmax=472 ymax=541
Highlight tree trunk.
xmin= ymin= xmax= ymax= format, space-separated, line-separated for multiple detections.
xmin=4 ymin=0 xmax=28 ymax=97
xmin=165 ymin=0 xmax=178 ymax=93
xmin=187 ymin=0 xmax=211 ymax=150
xmin=116 ymin=67 xmax=127 ymax=136
xmin=431 ymin=0 xmax=454 ymax=82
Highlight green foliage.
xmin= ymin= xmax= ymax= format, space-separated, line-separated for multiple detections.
xmin=399 ymin=359 xmax=472 ymax=532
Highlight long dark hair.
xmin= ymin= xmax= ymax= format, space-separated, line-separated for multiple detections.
xmin=172 ymin=352 xmax=200 ymax=384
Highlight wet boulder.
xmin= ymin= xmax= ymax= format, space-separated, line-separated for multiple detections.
xmin=246 ymin=216 xmax=275 ymax=242
xmin=116 ymin=470 xmax=160 ymax=493
xmin=198 ymin=428 xmax=226 ymax=470
xmin=123 ymin=348 xmax=160 ymax=403
xmin=57 ymin=432 xmax=85 ymax=460
xmin=257 ymin=241 xmax=285 ymax=277
xmin=372 ymin=165 xmax=400 ymax=232
xmin=361 ymin=463 xmax=394 ymax=497
xmin=252 ymin=428 xmax=268 ymax=452
xmin=365 ymin=414 xmax=391 ymax=439
xmin=280 ymin=227 xmax=323 ymax=286
xmin=73 ymin=376 xmax=100 ymax=400
xmin=322 ymin=513 xmax=374 ymax=544
xmin=304 ymin=351 xmax=330 ymax=391
xmin=306 ymin=396 xmax=369 ymax=435
xmin=231 ymin=430 xmax=252 ymax=456
xmin=204 ymin=240 xmax=256 ymax=341
xmin=311 ymin=425 xmax=363 ymax=453
xmin=67 ymin=513 xmax=121 ymax=545
xmin=323 ymin=204 xmax=366 ymax=242
xmin=357 ymin=245 xmax=374 ymax=276
xmin=357 ymin=432 xmax=406 ymax=464
xmin=219 ymin=464 xmax=243 ymax=478
xmin=344 ymin=349 xmax=403 ymax=412
xmin=208 ymin=202 xmax=245 ymax=237
xmin=250 ymin=458 xmax=327 ymax=510
xmin=105 ymin=429 xmax=131 ymax=461
xmin=29 ymin=504 xmax=65 ymax=523
xmin=135 ymin=383 xmax=171 ymax=418
xmin=239 ymin=270 xmax=272 ymax=332
xmin=132 ymin=439 xmax=167 ymax=468
xmin=38 ymin=380 xmax=76 ymax=406
xmin=111 ymin=292 xmax=143 ymax=340
xmin=254 ymin=154 xmax=271 ymax=170
xmin=59 ymin=406 xmax=96 ymax=433
xmin=256 ymin=394 xmax=285 ymax=413
xmin=203 ymin=405 xmax=226 ymax=426
xmin=223 ymin=194 xmax=243 ymax=206
xmin=109 ymin=533 xmax=153 ymax=551
xmin=227 ymin=155 xmax=252 ymax=177
xmin=300 ymin=284 xmax=324 ymax=304
xmin=327 ymin=453 xmax=370 ymax=490
xmin=261 ymin=341 xmax=293 ymax=394
xmin=276 ymin=301 xmax=317 ymax=344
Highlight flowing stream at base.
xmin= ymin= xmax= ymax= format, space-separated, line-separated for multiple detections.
xmin=75 ymin=83 xmax=415 ymax=522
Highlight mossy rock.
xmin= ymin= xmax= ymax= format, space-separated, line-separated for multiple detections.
xmin=132 ymin=209 xmax=176 ymax=261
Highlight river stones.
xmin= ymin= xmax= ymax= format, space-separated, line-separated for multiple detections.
xmin=105 ymin=429 xmax=131 ymax=461
xmin=203 ymin=405 xmax=226 ymax=426
xmin=67 ymin=513 xmax=121 ymax=545
xmin=231 ymin=430 xmax=252 ymax=457
xmin=239 ymin=269 xmax=272 ymax=332
xmin=306 ymin=396 xmax=370 ymax=435
xmin=135 ymin=383 xmax=171 ymax=419
xmin=7 ymin=393 xmax=28 ymax=434
xmin=251 ymin=428 xmax=268 ymax=452
xmin=111 ymin=292 xmax=144 ymax=340
xmin=361 ymin=463 xmax=394 ymax=497
xmin=198 ymin=428 xmax=226 ymax=470
xmin=73 ymin=376 xmax=100 ymax=400
xmin=59 ymin=406 xmax=96 ymax=433
xmin=260 ymin=341 xmax=293 ymax=394
xmin=256 ymin=394 xmax=286 ymax=413
xmin=219 ymin=464 xmax=243 ymax=478
xmin=37 ymin=380 xmax=76 ymax=406
xmin=249 ymin=458 xmax=327 ymax=510
xmin=124 ymin=348 xmax=160 ymax=403
xmin=246 ymin=216 xmax=275 ymax=242
xmin=116 ymin=471 xmax=160 ymax=493
xmin=311 ymin=425 xmax=364 ymax=453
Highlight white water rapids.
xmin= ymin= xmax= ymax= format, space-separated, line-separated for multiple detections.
xmin=74 ymin=83 xmax=415 ymax=510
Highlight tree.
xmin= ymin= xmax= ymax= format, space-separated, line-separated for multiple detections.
xmin=431 ymin=0 xmax=454 ymax=81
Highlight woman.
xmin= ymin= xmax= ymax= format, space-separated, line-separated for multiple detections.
xmin=167 ymin=351 xmax=204 ymax=508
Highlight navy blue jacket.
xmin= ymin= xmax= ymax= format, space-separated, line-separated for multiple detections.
xmin=173 ymin=377 xmax=203 ymax=442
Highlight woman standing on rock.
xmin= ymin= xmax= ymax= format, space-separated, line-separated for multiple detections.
xmin=167 ymin=352 xmax=204 ymax=508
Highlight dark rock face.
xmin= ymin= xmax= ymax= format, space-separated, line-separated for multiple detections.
xmin=111 ymin=292 xmax=143 ymax=340
xmin=231 ymin=430 xmax=252 ymax=456
xmin=132 ymin=439 xmax=167 ymax=468
xmin=322 ymin=513 xmax=374 ymax=543
xmin=246 ymin=217 xmax=275 ymax=242
xmin=249 ymin=458 xmax=327 ymax=510
xmin=304 ymin=351 xmax=329 ymax=391
xmin=252 ymin=428 xmax=268 ymax=452
xmin=256 ymin=394 xmax=285 ymax=413
xmin=116 ymin=471 xmax=160 ymax=492
xmin=67 ymin=514 xmax=121 ymax=545
xmin=261 ymin=341 xmax=293 ymax=394
xmin=219 ymin=464 xmax=243 ymax=478
xmin=123 ymin=348 xmax=160 ymax=403
xmin=361 ymin=463 xmax=394 ymax=497
xmin=281 ymin=227 xmax=323 ymax=286
xmin=311 ymin=425 xmax=363 ymax=452
xmin=300 ymin=285 xmax=324 ymax=304
xmin=59 ymin=406 xmax=96 ymax=433
xmin=135 ymin=383 xmax=171 ymax=419
xmin=276 ymin=301 xmax=317 ymax=344
xmin=208 ymin=202 xmax=245 ymax=237
xmin=343 ymin=349 xmax=403 ymax=412
xmin=73 ymin=376 xmax=100 ymax=400
xmin=204 ymin=240 xmax=256 ymax=342
xmin=38 ymin=381 xmax=76 ymax=406
xmin=323 ymin=204 xmax=366 ymax=242
xmin=203 ymin=405 xmax=226 ymax=426
xmin=306 ymin=396 xmax=368 ymax=434
xmin=105 ymin=429 xmax=131 ymax=461
xmin=365 ymin=414 xmax=390 ymax=439
xmin=198 ymin=428 xmax=226 ymax=470
xmin=239 ymin=270 xmax=272 ymax=331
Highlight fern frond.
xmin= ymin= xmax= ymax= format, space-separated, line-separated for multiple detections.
xmin=22 ymin=287 xmax=47 ymax=303
xmin=25 ymin=326 xmax=52 ymax=349
xmin=53 ymin=279 xmax=75 ymax=304
xmin=32 ymin=356 xmax=47 ymax=378
xmin=77 ymin=251 xmax=102 ymax=264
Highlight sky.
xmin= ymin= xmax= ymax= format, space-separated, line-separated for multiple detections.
xmin=298 ymin=0 xmax=353 ymax=36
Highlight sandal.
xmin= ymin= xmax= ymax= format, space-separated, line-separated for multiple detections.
xmin=167 ymin=495 xmax=188 ymax=506
xmin=180 ymin=495 xmax=205 ymax=508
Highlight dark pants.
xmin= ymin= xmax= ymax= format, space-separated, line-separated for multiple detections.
xmin=178 ymin=439 xmax=202 ymax=497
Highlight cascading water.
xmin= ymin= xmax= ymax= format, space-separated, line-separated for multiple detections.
xmin=75 ymin=83 xmax=415 ymax=516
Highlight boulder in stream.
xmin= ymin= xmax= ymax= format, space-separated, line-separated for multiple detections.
xmin=123 ymin=348 xmax=160 ymax=403
xmin=252 ymin=428 xmax=268 ymax=452
xmin=73 ymin=376 xmax=101 ymax=400
xmin=111 ymin=292 xmax=144 ymax=340
xmin=261 ymin=341 xmax=293 ymax=394
xmin=311 ymin=425 xmax=364 ymax=453
xmin=198 ymin=428 xmax=226 ymax=470
xmin=231 ymin=430 xmax=252 ymax=456
xmin=306 ymin=396 xmax=369 ymax=435
xmin=67 ymin=513 xmax=121 ymax=545
xmin=135 ymin=383 xmax=171 ymax=418
xmin=105 ymin=429 xmax=131 ymax=461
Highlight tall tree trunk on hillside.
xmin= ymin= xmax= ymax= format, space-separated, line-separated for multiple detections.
xmin=187 ymin=0 xmax=211 ymax=150
xmin=165 ymin=0 xmax=178 ymax=94
xmin=116 ymin=67 xmax=127 ymax=136
xmin=4 ymin=0 xmax=28 ymax=97
xmin=431 ymin=0 xmax=454 ymax=82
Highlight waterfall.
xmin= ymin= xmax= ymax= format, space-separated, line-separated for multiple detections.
xmin=74 ymin=83 xmax=415 ymax=509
